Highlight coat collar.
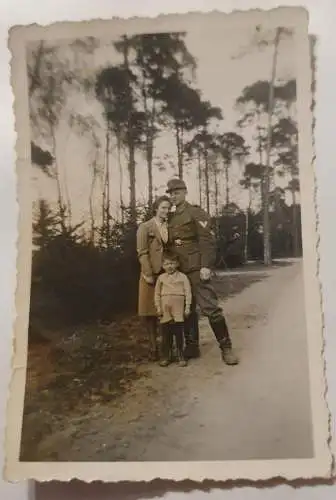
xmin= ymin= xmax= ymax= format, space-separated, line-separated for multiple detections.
xmin=149 ymin=217 xmax=165 ymax=239
xmin=175 ymin=201 xmax=189 ymax=214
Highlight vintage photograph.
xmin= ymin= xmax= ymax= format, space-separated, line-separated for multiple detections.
xmin=5 ymin=8 xmax=331 ymax=482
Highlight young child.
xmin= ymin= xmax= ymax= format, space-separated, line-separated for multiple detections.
xmin=154 ymin=251 xmax=192 ymax=367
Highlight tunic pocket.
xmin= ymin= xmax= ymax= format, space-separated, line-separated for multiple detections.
xmin=186 ymin=249 xmax=201 ymax=272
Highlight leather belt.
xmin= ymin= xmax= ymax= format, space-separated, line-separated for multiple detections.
xmin=173 ymin=238 xmax=196 ymax=246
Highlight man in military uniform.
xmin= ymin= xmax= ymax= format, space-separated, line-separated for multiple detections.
xmin=166 ymin=178 xmax=239 ymax=365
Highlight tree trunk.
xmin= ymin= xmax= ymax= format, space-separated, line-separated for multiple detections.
xmin=204 ymin=150 xmax=210 ymax=214
xmin=257 ymin=110 xmax=264 ymax=212
xmin=141 ymin=68 xmax=155 ymax=212
xmin=263 ymin=27 xmax=281 ymax=266
xmin=128 ymin=139 xmax=137 ymax=224
xmin=224 ymin=160 xmax=230 ymax=206
xmin=101 ymin=127 xmax=111 ymax=245
xmin=292 ymin=187 xmax=299 ymax=257
xmin=121 ymin=36 xmax=137 ymax=225
xmin=62 ymin=166 xmax=72 ymax=226
xmin=244 ymin=183 xmax=252 ymax=262
xmin=244 ymin=210 xmax=249 ymax=263
xmin=197 ymin=148 xmax=202 ymax=208
xmin=175 ymin=123 xmax=183 ymax=179
xmin=117 ymin=134 xmax=124 ymax=224
xmin=89 ymin=174 xmax=95 ymax=244
xmin=214 ymin=167 xmax=219 ymax=216
xmin=101 ymin=172 xmax=106 ymax=246
xmin=89 ymin=150 xmax=98 ymax=244
xmin=147 ymin=136 xmax=154 ymax=212
xmin=101 ymin=161 xmax=106 ymax=245
xmin=106 ymin=127 xmax=111 ymax=241
xmin=50 ymin=127 xmax=66 ymax=233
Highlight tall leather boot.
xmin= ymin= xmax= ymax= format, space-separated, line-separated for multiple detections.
xmin=209 ymin=317 xmax=239 ymax=365
xmin=183 ymin=310 xmax=200 ymax=360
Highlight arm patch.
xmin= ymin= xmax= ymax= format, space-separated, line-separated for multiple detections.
xmin=198 ymin=220 xmax=208 ymax=229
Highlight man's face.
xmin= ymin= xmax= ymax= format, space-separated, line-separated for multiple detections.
xmin=170 ymin=188 xmax=187 ymax=206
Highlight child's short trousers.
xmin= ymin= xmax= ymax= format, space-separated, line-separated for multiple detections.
xmin=160 ymin=295 xmax=185 ymax=324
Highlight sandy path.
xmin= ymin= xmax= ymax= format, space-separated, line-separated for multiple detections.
xmin=37 ymin=260 xmax=313 ymax=461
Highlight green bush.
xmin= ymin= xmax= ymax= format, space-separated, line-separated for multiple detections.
xmin=30 ymin=225 xmax=140 ymax=333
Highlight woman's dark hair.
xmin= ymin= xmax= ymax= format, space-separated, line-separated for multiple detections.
xmin=152 ymin=195 xmax=171 ymax=215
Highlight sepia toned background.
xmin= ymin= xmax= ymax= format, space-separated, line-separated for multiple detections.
xmin=0 ymin=0 xmax=336 ymax=498
xmin=17 ymin=10 xmax=316 ymax=466
xmin=28 ymin=25 xmax=298 ymax=223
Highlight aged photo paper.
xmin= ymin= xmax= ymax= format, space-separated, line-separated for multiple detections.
xmin=4 ymin=7 xmax=332 ymax=483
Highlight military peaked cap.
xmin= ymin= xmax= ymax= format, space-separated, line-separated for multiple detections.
xmin=166 ymin=178 xmax=187 ymax=193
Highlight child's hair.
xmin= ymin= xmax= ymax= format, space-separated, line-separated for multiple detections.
xmin=162 ymin=251 xmax=180 ymax=265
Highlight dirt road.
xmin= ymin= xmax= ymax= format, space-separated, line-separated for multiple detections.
xmin=36 ymin=260 xmax=314 ymax=461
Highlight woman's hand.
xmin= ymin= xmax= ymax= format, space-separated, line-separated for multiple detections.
xmin=184 ymin=306 xmax=191 ymax=317
xmin=143 ymin=274 xmax=155 ymax=285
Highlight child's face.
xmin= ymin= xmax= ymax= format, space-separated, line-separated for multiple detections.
xmin=163 ymin=259 xmax=178 ymax=274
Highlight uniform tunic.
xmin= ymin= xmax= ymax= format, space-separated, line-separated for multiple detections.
xmin=168 ymin=202 xmax=216 ymax=272
xmin=168 ymin=202 xmax=223 ymax=323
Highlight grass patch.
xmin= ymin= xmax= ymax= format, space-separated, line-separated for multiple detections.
xmin=20 ymin=316 xmax=151 ymax=460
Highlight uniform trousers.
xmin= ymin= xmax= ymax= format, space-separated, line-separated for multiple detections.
xmin=184 ymin=270 xmax=231 ymax=349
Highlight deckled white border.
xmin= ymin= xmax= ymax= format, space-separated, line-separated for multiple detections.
xmin=3 ymin=6 xmax=332 ymax=483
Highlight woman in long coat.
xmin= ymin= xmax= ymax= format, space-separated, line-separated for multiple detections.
xmin=136 ymin=195 xmax=171 ymax=360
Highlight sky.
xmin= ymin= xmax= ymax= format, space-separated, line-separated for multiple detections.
xmin=29 ymin=19 xmax=298 ymax=228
